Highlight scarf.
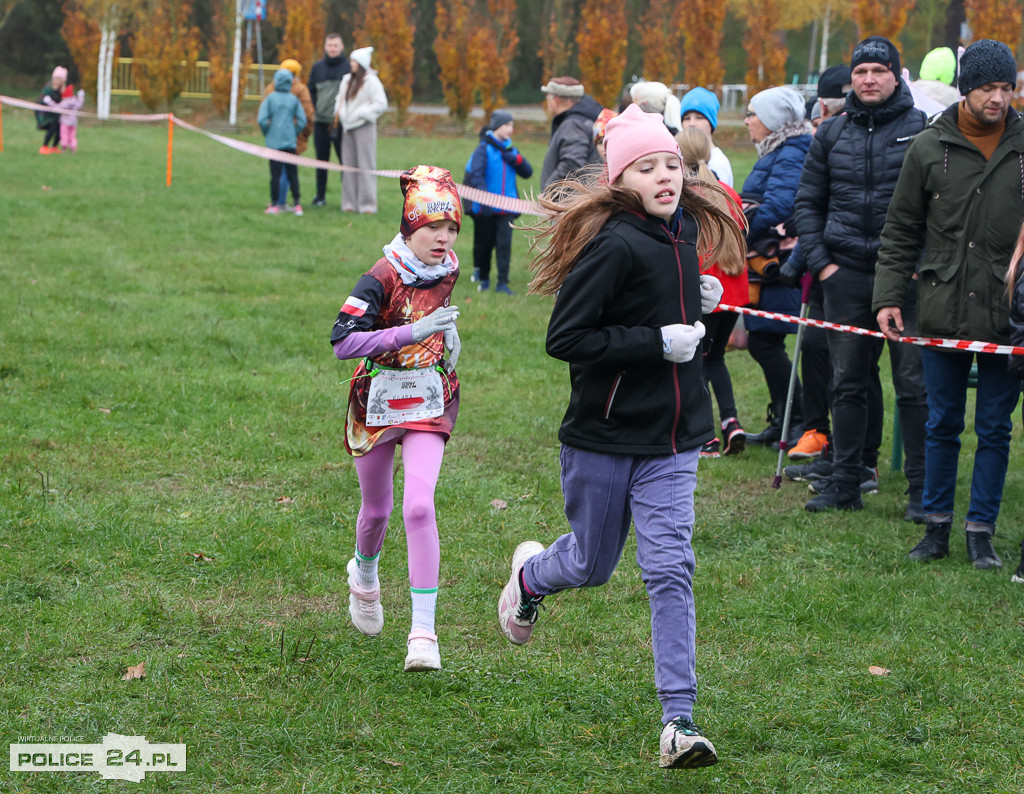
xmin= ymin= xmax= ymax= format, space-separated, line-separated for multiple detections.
xmin=755 ymin=120 xmax=814 ymax=159
xmin=382 ymin=233 xmax=458 ymax=286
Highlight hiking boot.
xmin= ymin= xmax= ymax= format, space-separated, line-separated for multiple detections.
xmin=498 ymin=541 xmax=545 ymax=645
xmin=805 ymin=480 xmax=864 ymax=512
xmin=699 ymin=438 xmax=721 ymax=458
xmin=788 ymin=430 xmax=827 ymax=459
xmin=403 ymin=630 xmax=441 ymax=672
xmin=346 ymin=557 xmax=383 ymax=635
xmin=966 ymin=530 xmax=1002 ymax=570
xmin=1011 ymin=541 xmax=1024 ymax=584
xmin=659 ymin=717 xmax=718 ymax=769
xmin=495 ymin=283 xmax=515 ymax=295
xmin=477 ymin=280 xmax=490 ymax=292
xmin=744 ymin=408 xmax=784 ymax=447
xmin=809 ymin=466 xmax=878 ymax=495
xmin=907 ymin=520 xmax=950 ymax=561
xmin=785 ymin=456 xmax=832 ymax=483
xmin=721 ymin=418 xmax=745 ymax=456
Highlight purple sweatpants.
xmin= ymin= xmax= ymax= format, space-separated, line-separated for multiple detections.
xmin=522 ymin=444 xmax=700 ymax=724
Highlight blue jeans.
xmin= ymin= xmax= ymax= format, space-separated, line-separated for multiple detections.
xmin=523 ymin=445 xmax=700 ymax=724
xmin=919 ymin=348 xmax=1021 ymax=528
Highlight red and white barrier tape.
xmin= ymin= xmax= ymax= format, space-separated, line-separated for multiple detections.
xmin=1 ymin=94 xmax=541 ymax=216
xmin=720 ymin=303 xmax=1024 ymax=356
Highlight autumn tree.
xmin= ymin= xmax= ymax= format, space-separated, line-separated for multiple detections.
xmin=207 ymin=0 xmax=251 ymax=115
xmin=61 ymin=0 xmax=104 ymax=97
xmin=576 ymin=0 xmax=627 ymax=108
xmin=673 ymin=0 xmax=726 ymax=89
xmin=476 ymin=0 xmax=520 ymax=117
xmin=280 ymin=0 xmax=326 ymax=69
xmin=356 ymin=0 xmax=415 ymax=123
xmin=538 ymin=0 xmax=576 ymax=81
xmin=130 ymin=0 xmax=201 ymax=110
xmin=851 ymin=0 xmax=916 ymax=45
xmin=732 ymin=0 xmax=788 ymax=92
xmin=964 ymin=0 xmax=1023 ymax=51
xmin=640 ymin=0 xmax=681 ymax=85
xmin=434 ymin=0 xmax=486 ymax=121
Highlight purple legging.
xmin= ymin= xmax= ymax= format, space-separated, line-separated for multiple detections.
xmin=352 ymin=430 xmax=444 ymax=590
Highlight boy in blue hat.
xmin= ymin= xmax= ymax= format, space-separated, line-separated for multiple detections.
xmin=679 ymin=87 xmax=733 ymax=187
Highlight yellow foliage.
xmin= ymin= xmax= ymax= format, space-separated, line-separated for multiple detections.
xmin=358 ymin=0 xmax=416 ymax=123
xmin=965 ymin=0 xmax=1024 ymax=52
xmin=641 ymin=0 xmax=681 ymax=85
xmin=281 ymin=0 xmax=326 ymax=70
xmin=674 ymin=0 xmax=726 ymax=89
xmin=61 ymin=0 xmax=104 ymax=97
xmin=576 ymin=0 xmax=627 ymax=109
xmin=851 ymin=0 xmax=915 ymax=43
xmin=131 ymin=0 xmax=201 ymax=110
xmin=434 ymin=0 xmax=486 ymax=121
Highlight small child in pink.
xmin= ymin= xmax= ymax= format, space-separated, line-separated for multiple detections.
xmin=43 ymin=84 xmax=86 ymax=153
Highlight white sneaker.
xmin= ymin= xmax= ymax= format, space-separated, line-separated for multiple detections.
xmin=347 ymin=558 xmax=383 ymax=635
xmin=497 ymin=541 xmax=545 ymax=645
xmin=404 ymin=630 xmax=441 ymax=671
xmin=659 ymin=717 xmax=718 ymax=769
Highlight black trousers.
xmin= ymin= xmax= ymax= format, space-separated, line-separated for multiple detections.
xmin=472 ymin=214 xmax=514 ymax=285
xmin=269 ymin=150 xmax=299 ymax=204
xmin=312 ymin=122 xmax=342 ymax=201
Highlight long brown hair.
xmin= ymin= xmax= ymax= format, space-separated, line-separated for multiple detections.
xmin=1007 ymin=218 xmax=1024 ymax=299
xmin=345 ymin=63 xmax=366 ymax=101
xmin=675 ymin=127 xmax=747 ymax=276
xmin=527 ymin=163 xmax=747 ymax=296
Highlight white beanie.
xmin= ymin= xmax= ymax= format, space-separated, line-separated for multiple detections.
xmin=350 ymin=47 xmax=373 ymax=71
xmin=748 ymin=86 xmax=806 ymax=132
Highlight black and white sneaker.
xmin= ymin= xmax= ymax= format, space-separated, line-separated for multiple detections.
xmin=659 ymin=717 xmax=718 ymax=769
xmin=1011 ymin=541 xmax=1024 ymax=584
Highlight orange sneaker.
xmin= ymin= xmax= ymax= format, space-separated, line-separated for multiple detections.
xmin=787 ymin=430 xmax=827 ymax=459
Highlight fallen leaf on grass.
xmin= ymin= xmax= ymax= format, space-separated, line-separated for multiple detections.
xmin=189 ymin=552 xmax=213 ymax=562
xmin=868 ymin=665 xmax=891 ymax=676
xmin=490 ymin=499 xmax=508 ymax=510
xmin=276 ymin=496 xmax=294 ymax=505
xmin=41 ymin=185 xmax=51 ymax=191
xmin=122 ymin=661 xmax=146 ymax=680
xmin=383 ymin=760 xmax=403 ymax=767
xmin=98 ymin=407 xmax=111 ymax=414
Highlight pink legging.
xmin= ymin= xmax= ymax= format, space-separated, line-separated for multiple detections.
xmin=353 ymin=430 xmax=445 ymax=590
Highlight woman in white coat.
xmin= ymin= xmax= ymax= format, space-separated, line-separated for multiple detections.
xmin=334 ymin=47 xmax=389 ymax=213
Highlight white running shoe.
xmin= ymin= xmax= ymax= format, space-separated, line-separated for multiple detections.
xmin=347 ymin=557 xmax=383 ymax=635
xmin=659 ymin=717 xmax=718 ymax=769
xmin=497 ymin=541 xmax=545 ymax=645
xmin=404 ymin=630 xmax=441 ymax=671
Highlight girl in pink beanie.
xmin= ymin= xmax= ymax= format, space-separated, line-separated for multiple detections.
xmin=497 ymin=103 xmax=744 ymax=769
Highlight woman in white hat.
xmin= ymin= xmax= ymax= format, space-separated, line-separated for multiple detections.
xmin=334 ymin=46 xmax=389 ymax=213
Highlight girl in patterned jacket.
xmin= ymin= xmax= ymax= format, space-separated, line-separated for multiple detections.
xmin=330 ymin=165 xmax=463 ymax=672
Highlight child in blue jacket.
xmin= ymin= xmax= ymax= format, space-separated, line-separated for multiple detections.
xmin=258 ymin=68 xmax=307 ymax=215
xmin=464 ymin=109 xmax=533 ymax=294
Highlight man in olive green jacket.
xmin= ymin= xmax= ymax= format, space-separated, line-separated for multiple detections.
xmin=872 ymin=39 xmax=1024 ymax=573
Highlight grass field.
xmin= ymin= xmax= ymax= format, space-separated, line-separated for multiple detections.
xmin=2 ymin=105 xmax=1024 ymax=793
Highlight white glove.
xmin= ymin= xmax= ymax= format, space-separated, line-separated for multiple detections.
xmin=443 ymin=326 xmax=461 ymax=372
xmin=410 ymin=306 xmax=459 ymax=342
xmin=699 ymin=274 xmax=724 ymax=314
xmin=661 ymin=321 xmax=706 ymax=363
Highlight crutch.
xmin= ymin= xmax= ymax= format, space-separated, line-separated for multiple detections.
xmin=772 ymin=273 xmax=813 ymax=489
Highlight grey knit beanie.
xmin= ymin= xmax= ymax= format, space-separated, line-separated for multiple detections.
xmin=958 ymin=39 xmax=1018 ymax=95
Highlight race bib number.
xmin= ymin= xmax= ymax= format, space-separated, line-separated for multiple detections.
xmin=365 ymin=367 xmax=445 ymax=427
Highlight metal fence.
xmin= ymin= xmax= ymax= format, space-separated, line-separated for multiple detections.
xmin=111 ymin=58 xmax=280 ymax=101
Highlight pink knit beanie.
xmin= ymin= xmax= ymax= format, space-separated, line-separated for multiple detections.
xmin=604 ymin=103 xmax=681 ymax=185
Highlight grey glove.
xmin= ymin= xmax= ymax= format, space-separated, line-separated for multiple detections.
xmin=661 ymin=321 xmax=706 ymax=363
xmin=699 ymin=274 xmax=724 ymax=314
xmin=443 ymin=326 xmax=461 ymax=372
xmin=410 ymin=306 xmax=459 ymax=343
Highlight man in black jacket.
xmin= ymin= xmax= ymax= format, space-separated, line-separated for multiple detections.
xmin=307 ymin=33 xmax=349 ymax=207
xmin=795 ymin=36 xmax=928 ymax=516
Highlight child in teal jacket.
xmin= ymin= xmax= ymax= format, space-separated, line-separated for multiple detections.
xmin=257 ymin=68 xmax=307 ymax=215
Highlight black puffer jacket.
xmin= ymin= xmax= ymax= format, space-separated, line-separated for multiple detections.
xmin=546 ymin=209 xmax=714 ymax=456
xmin=795 ymin=82 xmax=926 ymax=275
